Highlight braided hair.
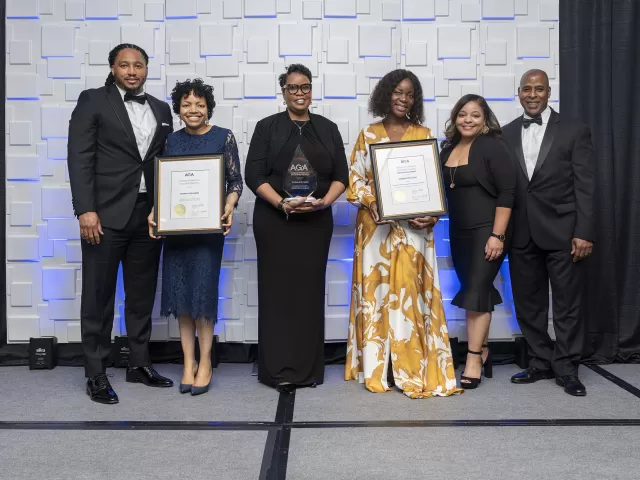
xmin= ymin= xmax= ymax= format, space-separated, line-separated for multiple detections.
xmin=105 ymin=43 xmax=149 ymax=87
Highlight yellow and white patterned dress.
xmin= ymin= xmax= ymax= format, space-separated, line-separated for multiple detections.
xmin=344 ymin=122 xmax=462 ymax=398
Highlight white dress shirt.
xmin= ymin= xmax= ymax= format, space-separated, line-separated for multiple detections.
xmin=521 ymin=105 xmax=551 ymax=180
xmin=116 ymin=85 xmax=157 ymax=193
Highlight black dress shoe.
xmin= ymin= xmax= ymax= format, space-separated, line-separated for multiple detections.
xmin=86 ymin=374 xmax=119 ymax=405
xmin=556 ymin=375 xmax=586 ymax=396
xmin=510 ymin=367 xmax=555 ymax=384
xmin=126 ymin=366 xmax=174 ymax=387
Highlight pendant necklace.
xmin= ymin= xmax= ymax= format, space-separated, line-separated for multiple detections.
xmin=292 ymin=118 xmax=308 ymax=135
xmin=449 ymin=165 xmax=458 ymax=189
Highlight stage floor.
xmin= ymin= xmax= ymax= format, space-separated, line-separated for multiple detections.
xmin=1 ymin=363 xmax=639 ymax=479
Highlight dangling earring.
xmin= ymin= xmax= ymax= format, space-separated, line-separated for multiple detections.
xmin=283 ymin=101 xmax=286 ymax=105
xmin=205 ymin=118 xmax=209 ymax=126
xmin=179 ymin=118 xmax=183 ymax=126
xmin=482 ymin=124 xmax=489 ymax=134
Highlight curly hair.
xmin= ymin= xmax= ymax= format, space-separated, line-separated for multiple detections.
xmin=105 ymin=44 xmax=149 ymax=87
xmin=368 ymin=69 xmax=424 ymax=124
xmin=278 ymin=63 xmax=313 ymax=88
xmin=170 ymin=78 xmax=216 ymax=119
xmin=441 ymin=94 xmax=502 ymax=149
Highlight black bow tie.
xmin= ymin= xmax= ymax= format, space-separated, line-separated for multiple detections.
xmin=522 ymin=116 xmax=542 ymax=128
xmin=124 ymin=92 xmax=147 ymax=105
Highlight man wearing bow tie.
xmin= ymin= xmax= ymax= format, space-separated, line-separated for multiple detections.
xmin=502 ymin=69 xmax=595 ymax=396
xmin=67 ymin=44 xmax=174 ymax=404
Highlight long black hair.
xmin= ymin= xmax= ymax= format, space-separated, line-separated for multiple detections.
xmin=105 ymin=44 xmax=149 ymax=86
xmin=441 ymin=94 xmax=502 ymax=149
xmin=368 ymin=69 xmax=424 ymax=124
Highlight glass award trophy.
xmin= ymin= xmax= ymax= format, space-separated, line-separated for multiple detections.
xmin=283 ymin=144 xmax=317 ymax=201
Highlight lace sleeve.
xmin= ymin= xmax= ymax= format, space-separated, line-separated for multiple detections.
xmin=163 ymin=132 xmax=175 ymax=156
xmin=224 ymin=130 xmax=243 ymax=198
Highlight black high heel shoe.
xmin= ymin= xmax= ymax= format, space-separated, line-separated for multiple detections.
xmin=482 ymin=344 xmax=493 ymax=379
xmin=460 ymin=350 xmax=483 ymax=389
xmin=179 ymin=363 xmax=198 ymax=394
xmin=191 ymin=373 xmax=212 ymax=396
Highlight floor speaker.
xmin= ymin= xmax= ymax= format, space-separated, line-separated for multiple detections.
xmin=29 ymin=337 xmax=58 ymax=370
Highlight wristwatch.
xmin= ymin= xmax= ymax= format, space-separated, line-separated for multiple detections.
xmin=490 ymin=232 xmax=506 ymax=242
xmin=277 ymin=199 xmax=286 ymax=212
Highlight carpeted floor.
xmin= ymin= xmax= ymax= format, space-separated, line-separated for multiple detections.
xmin=287 ymin=426 xmax=640 ymax=480
xmin=602 ymin=364 xmax=640 ymax=388
xmin=0 ymin=363 xmax=279 ymax=422
xmin=0 ymin=430 xmax=267 ymax=480
xmin=1 ymin=362 xmax=639 ymax=480
xmin=293 ymin=365 xmax=640 ymax=421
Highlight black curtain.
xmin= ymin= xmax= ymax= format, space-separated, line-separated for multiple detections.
xmin=560 ymin=0 xmax=640 ymax=362
xmin=0 ymin=0 xmax=6 ymax=348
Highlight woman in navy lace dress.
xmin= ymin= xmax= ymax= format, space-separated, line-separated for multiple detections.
xmin=148 ymin=79 xmax=242 ymax=395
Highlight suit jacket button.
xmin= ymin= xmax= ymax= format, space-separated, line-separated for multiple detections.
xmin=527 ymin=188 xmax=532 ymax=193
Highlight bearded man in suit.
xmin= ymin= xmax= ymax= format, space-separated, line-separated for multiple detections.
xmin=68 ymin=44 xmax=174 ymax=404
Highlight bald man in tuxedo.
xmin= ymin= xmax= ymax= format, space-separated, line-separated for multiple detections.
xmin=502 ymin=69 xmax=594 ymax=396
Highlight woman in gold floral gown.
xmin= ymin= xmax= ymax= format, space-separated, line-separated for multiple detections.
xmin=345 ymin=70 xmax=462 ymax=398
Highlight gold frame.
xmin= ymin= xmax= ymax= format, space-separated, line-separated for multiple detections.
xmin=369 ymin=138 xmax=447 ymax=221
xmin=154 ymin=153 xmax=225 ymax=235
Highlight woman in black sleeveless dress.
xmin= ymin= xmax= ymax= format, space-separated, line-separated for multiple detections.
xmin=440 ymin=94 xmax=516 ymax=389
xmin=244 ymin=64 xmax=349 ymax=392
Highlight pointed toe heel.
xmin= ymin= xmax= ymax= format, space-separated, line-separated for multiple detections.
xmin=179 ymin=383 xmax=192 ymax=394
xmin=191 ymin=375 xmax=212 ymax=396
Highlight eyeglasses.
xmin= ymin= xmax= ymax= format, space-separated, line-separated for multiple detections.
xmin=285 ymin=83 xmax=312 ymax=94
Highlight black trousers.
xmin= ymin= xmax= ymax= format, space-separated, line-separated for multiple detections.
xmin=509 ymin=239 xmax=586 ymax=376
xmin=80 ymin=194 xmax=161 ymax=378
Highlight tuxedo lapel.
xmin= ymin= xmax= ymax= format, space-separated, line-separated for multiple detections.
xmin=510 ymin=118 xmax=528 ymax=179
xmin=106 ymin=86 xmax=141 ymax=162
xmin=532 ymin=109 xmax=559 ymax=179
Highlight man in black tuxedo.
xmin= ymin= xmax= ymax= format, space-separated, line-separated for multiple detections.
xmin=68 ymin=44 xmax=174 ymax=404
xmin=502 ymin=69 xmax=594 ymax=396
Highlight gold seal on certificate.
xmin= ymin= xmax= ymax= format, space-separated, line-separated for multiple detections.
xmin=173 ymin=204 xmax=186 ymax=217
xmin=154 ymin=154 xmax=224 ymax=235
xmin=369 ymin=138 xmax=447 ymax=221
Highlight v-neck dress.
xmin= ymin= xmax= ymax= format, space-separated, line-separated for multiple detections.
xmin=344 ymin=122 xmax=461 ymax=398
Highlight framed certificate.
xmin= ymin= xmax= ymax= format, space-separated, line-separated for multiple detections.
xmin=369 ymin=138 xmax=447 ymax=221
xmin=154 ymin=154 xmax=224 ymax=235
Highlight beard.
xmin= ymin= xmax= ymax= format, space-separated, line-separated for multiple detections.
xmin=116 ymin=76 xmax=147 ymax=95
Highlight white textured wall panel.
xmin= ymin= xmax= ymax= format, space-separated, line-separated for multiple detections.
xmin=6 ymin=0 xmax=559 ymax=344
xmin=7 ymin=0 xmax=39 ymax=19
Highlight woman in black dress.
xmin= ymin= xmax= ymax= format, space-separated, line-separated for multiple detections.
xmin=245 ymin=64 xmax=349 ymax=393
xmin=440 ymin=94 xmax=516 ymax=389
